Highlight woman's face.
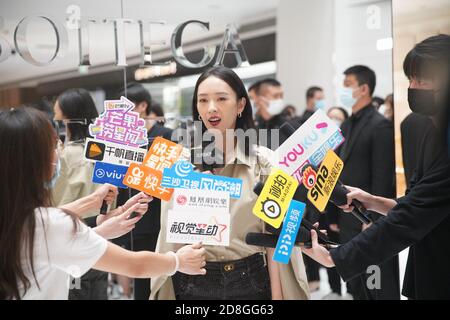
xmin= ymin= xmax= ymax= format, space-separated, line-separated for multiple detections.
xmin=196 ymin=76 xmax=246 ymax=135
xmin=53 ymin=100 xmax=65 ymax=121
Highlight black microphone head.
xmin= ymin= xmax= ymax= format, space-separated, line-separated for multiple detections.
xmin=245 ymin=233 xmax=278 ymax=248
xmin=191 ymin=137 xmax=225 ymax=171
xmin=297 ymin=226 xmax=312 ymax=243
xmin=246 ymin=227 xmax=313 ymax=249
xmin=329 ymin=181 xmax=349 ymax=206
xmin=253 ymin=181 xmax=265 ymax=196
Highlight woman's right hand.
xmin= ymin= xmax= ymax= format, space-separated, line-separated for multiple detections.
xmin=339 ymin=186 xmax=396 ymax=216
xmin=92 ymin=183 xmax=118 ymax=208
xmin=338 ymin=186 xmax=376 ymax=212
xmin=94 ymin=203 xmax=142 ymax=239
xmin=176 ymin=242 xmax=207 ymax=275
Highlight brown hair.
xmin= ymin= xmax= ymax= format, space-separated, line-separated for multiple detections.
xmin=0 ymin=107 xmax=78 ymax=299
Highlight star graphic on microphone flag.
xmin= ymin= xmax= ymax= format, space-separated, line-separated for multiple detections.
xmin=207 ymin=216 xmax=228 ymax=243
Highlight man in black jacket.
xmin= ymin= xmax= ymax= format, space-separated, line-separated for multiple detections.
xmin=302 ymin=34 xmax=450 ymax=300
xmin=334 ymin=65 xmax=400 ymax=299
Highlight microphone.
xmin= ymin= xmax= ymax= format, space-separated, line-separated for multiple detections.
xmin=252 ymin=182 xmax=339 ymax=247
xmin=301 ymin=165 xmax=373 ymax=225
xmin=100 ymin=200 xmax=108 ymax=215
xmin=191 ymin=137 xmax=224 ymax=172
xmin=245 ymin=231 xmax=338 ymax=249
xmin=329 ymin=180 xmax=373 ymax=224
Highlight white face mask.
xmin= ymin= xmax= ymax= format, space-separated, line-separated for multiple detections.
xmin=338 ymin=87 xmax=356 ymax=114
xmin=378 ymin=104 xmax=386 ymax=115
xmin=267 ymin=99 xmax=285 ymax=116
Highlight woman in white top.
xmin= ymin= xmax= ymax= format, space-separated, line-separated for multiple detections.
xmin=0 ymin=107 xmax=206 ymax=300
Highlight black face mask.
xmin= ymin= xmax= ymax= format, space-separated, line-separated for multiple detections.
xmin=408 ymin=88 xmax=442 ymax=116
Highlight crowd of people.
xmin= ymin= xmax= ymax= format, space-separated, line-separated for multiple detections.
xmin=0 ymin=34 xmax=449 ymax=300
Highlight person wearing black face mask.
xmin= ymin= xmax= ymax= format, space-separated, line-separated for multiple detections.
xmin=301 ymin=34 xmax=450 ymax=300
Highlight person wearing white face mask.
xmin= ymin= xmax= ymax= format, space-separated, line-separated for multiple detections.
xmin=254 ymin=78 xmax=285 ymax=120
xmin=331 ymin=65 xmax=400 ymax=300
xmin=302 ymin=86 xmax=326 ymax=121
xmin=254 ymin=78 xmax=303 ymax=148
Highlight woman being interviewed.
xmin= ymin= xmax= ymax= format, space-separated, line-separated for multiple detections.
xmin=0 ymin=107 xmax=206 ymax=300
xmin=151 ymin=66 xmax=309 ymax=300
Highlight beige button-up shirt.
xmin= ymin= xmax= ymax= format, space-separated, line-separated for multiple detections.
xmin=150 ymin=142 xmax=310 ymax=300
xmin=52 ymin=141 xmax=98 ymax=217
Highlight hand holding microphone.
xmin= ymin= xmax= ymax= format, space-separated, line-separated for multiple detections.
xmin=301 ymin=228 xmax=335 ymax=268
xmin=328 ymin=181 xmax=373 ymax=225
xmin=123 ymin=192 xmax=153 ymax=219
xmin=301 ymin=164 xmax=373 ymax=225
xmin=338 ymin=186 xmax=396 ymax=216
xmin=92 ymin=183 xmax=118 ymax=214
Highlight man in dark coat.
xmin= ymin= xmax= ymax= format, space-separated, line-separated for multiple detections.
xmin=302 ymin=34 xmax=450 ymax=300
xmin=335 ymin=65 xmax=400 ymax=300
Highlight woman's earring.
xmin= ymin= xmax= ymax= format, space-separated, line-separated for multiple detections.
xmin=238 ymin=112 xmax=242 ymax=118
xmin=198 ymin=115 xmax=202 ymax=121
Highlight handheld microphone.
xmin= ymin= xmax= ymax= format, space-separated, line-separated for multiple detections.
xmin=191 ymin=137 xmax=224 ymax=172
xmin=252 ymin=181 xmax=338 ymax=246
xmin=301 ymin=165 xmax=373 ymax=225
xmin=329 ymin=181 xmax=373 ymax=224
xmin=100 ymin=200 xmax=108 ymax=215
xmin=245 ymin=231 xmax=338 ymax=249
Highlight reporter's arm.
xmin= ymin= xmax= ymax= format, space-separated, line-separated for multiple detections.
xmin=59 ymin=184 xmax=118 ymax=217
xmin=93 ymin=242 xmax=177 ymax=278
xmin=59 ymin=193 xmax=99 ymax=216
xmin=330 ymin=162 xmax=450 ymax=282
xmin=370 ymin=195 xmax=398 ymax=215
xmin=93 ymin=241 xmax=206 ymax=278
xmin=340 ymin=186 xmax=397 ymax=216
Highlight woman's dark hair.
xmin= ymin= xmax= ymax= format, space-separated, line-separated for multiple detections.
xmin=0 ymin=107 xmax=78 ymax=300
xmin=149 ymin=102 xmax=165 ymax=117
xmin=192 ymin=66 xmax=255 ymax=132
xmin=192 ymin=66 xmax=255 ymax=156
xmin=403 ymin=34 xmax=450 ymax=80
xmin=120 ymin=83 xmax=152 ymax=116
xmin=403 ymin=34 xmax=450 ymax=147
xmin=57 ymin=88 xmax=99 ymax=141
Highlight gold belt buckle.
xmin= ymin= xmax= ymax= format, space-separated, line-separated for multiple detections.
xmin=224 ymin=263 xmax=234 ymax=272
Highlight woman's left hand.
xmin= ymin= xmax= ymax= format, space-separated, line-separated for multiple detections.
xmin=301 ymin=229 xmax=335 ymax=268
xmin=96 ymin=192 xmax=152 ymax=226
xmin=123 ymin=192 xmax=153 ymax=213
